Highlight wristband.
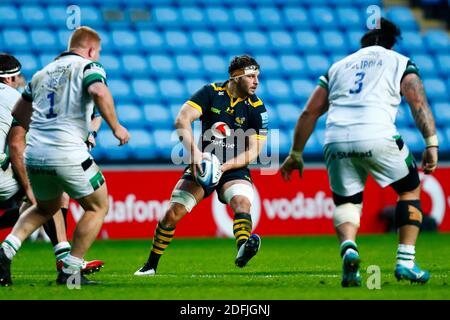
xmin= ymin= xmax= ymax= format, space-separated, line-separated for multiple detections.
xmin=425 ymin=135 xmax=438 ymax=148
xmin=90 ymin=130 xmax=98 ymax=138
xmin=289 ymin=149 xmax=303 ymax=162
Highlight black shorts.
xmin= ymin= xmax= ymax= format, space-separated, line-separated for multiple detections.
xmin=181 ymin=166 xmax=252 ymax=200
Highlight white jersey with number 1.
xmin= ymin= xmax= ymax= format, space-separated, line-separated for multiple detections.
xmin=318 ymin=45 xmax=417 ymax=144
xmin=22 ymin=52 xmax=107 ymax=166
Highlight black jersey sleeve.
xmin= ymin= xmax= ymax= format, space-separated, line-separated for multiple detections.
xmin=185 ymin=84 xmax=211 ymax=115
xmin=248 ymin=99 xmax=268 ymax=140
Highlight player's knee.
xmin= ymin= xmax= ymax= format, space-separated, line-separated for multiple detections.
xmin=395 ymin=200 xmax=423 ymax=228
xmin=333 ymin=203 xmax=363 ymax=228
xmin=230 ymin=196 xmax=251 ymax=213
xmin=161 ymin=204 xmax=186 ymax=228
xmin=170 ymin=189 xmax=197 ymax=213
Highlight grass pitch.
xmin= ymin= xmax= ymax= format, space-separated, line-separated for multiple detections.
xmin=0 ymin=233 xmax=449 ymax=300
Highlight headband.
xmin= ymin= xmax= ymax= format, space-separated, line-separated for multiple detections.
xmin=230 ymin=65 xmax=259 ymax=79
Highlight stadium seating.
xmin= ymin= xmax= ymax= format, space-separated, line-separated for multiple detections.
xmin=0 ymin=0 xmax=448 ymax=163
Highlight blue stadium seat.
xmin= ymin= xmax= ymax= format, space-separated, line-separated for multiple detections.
xmin=265 ymin=106 xmax=279 ymax=129
xmin=423 ymin=78 xmax=448 ymax=102
xmin=276 ymin=104 xmax=301 ymax=128
xmin=424 ymin=30 xmax=449 ymax=53
xmin=205 ymin=7 xmax=231 ymax=28
xmin=20 ymin=5 xmax=48 ymax=27
xmin=128 ymin=129 xmax=156 ymax=161
xmin=315 ymin=129 xmax=326 ymax=148
xmin=266 ymin=79 xmax=291 ymax=102
xmin=255 ymin=54 xmax=280 ymax=77
xmin=97 ymin=30 xmax=113 ymax=53
xmin=305 ymin=55 xmax=330 ymax=78
xmin=445 ymin=128 xmax=450 ymax=153
xmin=165 ymin=31 xmax=191 ymax=53
xmin=158 ymin=78 xmax=187 ymax=100
xmin=3 ymin=29 xmax=30 ymax=52
xmin=116 ymin=104 xmax=145 ymax=128
xmin=148 ymin=54 xmax=176 ymax=76
xmin=395 ymin=104 xmax=415 ymax=127
xmin=397 ymin=32 xmax=426 ymax=55
xmin=436 ymin=54 xmax=450 ymax=77
xmin=138 ymin=30 xmax=165 ymax=53
xmin=386 ymin=6 xmax=419 ymax=31
xmin=170 ymin=103 xmax=183 ymax=121
xmin=191 ymin=31 xmax=218 ymax=53
xmin=257 ymin=7 xmax=282 ymax=28
xmin=202 ymin=55 xmax=227 ymax=77
xmin=0 ymin=5 xmax=20 ymax=27
xmin=301 ymin=129 xmax=323 ymax=156
xmin=47 ymin=6 xmax=68 ymax=28
xmin=144 ymin=104 xmax=173 ymax=129
xmin=346 ymin=31 xmax=365 ymax=53
xmin=269 ymin=31 xmax=295 ymax=53
xmin=121 ymin=54 xmax=148 ymax=76
xmin=279 ymin=55 xmax=307 ymax=77
xmin=153 ymin=129 xmax=179 ymax=158
xmin=180 ymin=7 xmax=205 ymax=27
xmin=243 ymin=31 xmax=269 ymax=53
xmin=397 ymin=127 xmax=424 ymax=153
xmin=436 ymin=128 xmax=450 ymax=153
xmin=186 ymin=78 xmax=207 ymax=96
xmin=112 ymin=30 xmax=139 ymax=53
xmin=330 ymin=54 xmax=347 ymax=64
xmin=294 ymin=31 xmax=321 ymax=54
xmin=38 ymin=54 xmax=56 ymax=67
xmin=432 ymin=102 xmax=450 ymax=127
xmin=131 ymin=79 xmax=159 ymax=103
xmin=320 ymin=31 xmax=348 ymax=54
xmin=153 ymin=6 xmax=179 ymax=27
xmin=30 ymin=29 xmax=59 ymax=52
xmin=230 ymin=7 xmax=257 ymax=29
xmin=57 ymin=30 xmax=71 ymax=50
xmin=102 ymin=7 xmax=130 ymax=29
xmin=282 ymin=7 xmax=310 ymax=30
xmin=217 ymin=31 xmax=244 ymax=53
xmin=291 ymin=78 xmax=315 ymax=100
xmin=336 ymin=7 xmax=362 ymax=30
xmin=410 ymin=54 xmax=436 ymax=77
xmin=14 ymin=54 xmax=39 ymax=78
xmin=101 ymin=54 xmax=122 ymax=78
xmin=310 ymin=7 xmax=336 ymax=30
xmin=78 ymin=6 xmax=103 ymax=27
xmin=108 ymin=79 xmax=132 ymax=103
xmin=275 ymin=130 xmax=291 ymax=156
xmin=175 ymin=54 xmax=202 ymax=76
xmin=97 ymin=131 xmax=131 ymax=161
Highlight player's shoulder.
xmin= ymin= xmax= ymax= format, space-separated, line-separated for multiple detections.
xmin=209 ymin=81 xmax=227 ymax=92
xmin=247 ymin=94 xmax=265 ymax=110
xmin=0 ymin=82 xmax=20 ymax=101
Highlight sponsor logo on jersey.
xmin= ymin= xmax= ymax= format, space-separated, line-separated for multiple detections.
xmin=211 ymin=122 xmax=231 ymax=139
xmin=235 ymin=117 xmax=245 ymax=126
xmin=211 ymin=107 xmax=221 ymax=114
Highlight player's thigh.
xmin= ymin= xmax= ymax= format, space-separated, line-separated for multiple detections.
xmin=366 ymin=138 xmax=413 ymax=188
xmin=56 ymin=157 xmax=106 ymax=201
xmin=0 ymin=164 xmax=21 ymax=202
xmin=76 ymin=183 xmax=108 ymax=214
xmin=26 ymin=165 xmax=64 ymax=201
xmin=324 ymin=142 xmax=367 ymax=196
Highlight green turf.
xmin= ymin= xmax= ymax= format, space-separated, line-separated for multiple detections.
xmin=0 ymin=233 xmax=449 ymax=300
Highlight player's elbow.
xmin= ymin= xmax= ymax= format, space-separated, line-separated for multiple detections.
xmin=88 ymin=82 xmax=108 ymax=100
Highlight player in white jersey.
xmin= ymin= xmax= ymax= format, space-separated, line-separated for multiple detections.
xmin=0 ymin=53 xmax=104 ymax=275
xmin=281 ymin=18 xmax=438 ymax=287
xmin=0 ymin=27 xmax=130 ymax=287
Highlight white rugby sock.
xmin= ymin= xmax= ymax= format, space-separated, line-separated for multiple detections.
xmin=54 ymin=242 xmax=71 ymax=261
xmin=396 ymin=244 xmax=415 ymax=269
xmin=61 ymin=254 xmax=84 ymax=274
xmin=1 ymin=234 xmax=22 ymax=260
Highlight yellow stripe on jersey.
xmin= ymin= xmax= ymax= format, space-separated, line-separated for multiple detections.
xmin=186 ymin=100 xmax=203 ymax=114
xmin=255 ymin=134 xmax=267 ymax=140
xmin=211 ymin=83 xmax=226 ymax=91
xmin=248 ymin=98 xmax=263 ymax=108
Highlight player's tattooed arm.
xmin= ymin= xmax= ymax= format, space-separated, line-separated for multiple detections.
xmin=401 ymin=73 xmax=436 ymax=138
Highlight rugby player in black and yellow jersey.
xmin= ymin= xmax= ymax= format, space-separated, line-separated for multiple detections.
xmin=135 ymin=55 xmax=268 ymax=276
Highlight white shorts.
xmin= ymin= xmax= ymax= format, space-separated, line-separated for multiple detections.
xmin=324 ymin=137 xmax=413 ymax=196
xmin=26 ymin=157 xmax=105 ymax=201
xmin=0 ymin=163 xmax=20 ymax=202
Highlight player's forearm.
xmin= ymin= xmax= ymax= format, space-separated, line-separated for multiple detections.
xmin=9 ymin=139 xmax=32 ymax=195
xmin=93 ymin=92 xmax=120 ymax=132
xmin=222 ymin=140 xmax=262 ymax=171
xmin=291 ymin=111 xmax=318 ymax=152
xmin=402 ymin=74 xmax=436 ymax=139
xmin=91 ymin=116 xmax=102 ymax=132
xmin=175 ymin=117 xmax=201 ymax=158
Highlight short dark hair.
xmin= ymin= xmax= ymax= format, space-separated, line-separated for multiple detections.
xmin=360 ymin=18 xmax=401 ymax=49
xmin=228 ymin=54 xmax=260 ymax=75
xmin=0 ymin=53 xmax=21 ymax=83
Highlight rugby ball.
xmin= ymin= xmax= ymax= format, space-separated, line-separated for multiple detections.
xmin=196 ymin=153 xmax=222 ymax=188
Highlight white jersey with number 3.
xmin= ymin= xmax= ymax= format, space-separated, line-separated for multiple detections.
xmin=319 ymin=46 xmax=413 ymax=144
xmin=23 ymin=52 xmax=106 ymax=165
